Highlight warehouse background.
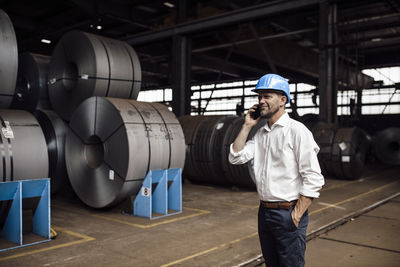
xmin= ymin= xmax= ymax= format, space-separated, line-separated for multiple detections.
xmin=0 ymin=0 xmax=399 ymax=266
xmin=2 ymin=0 xmax=399 ymax=118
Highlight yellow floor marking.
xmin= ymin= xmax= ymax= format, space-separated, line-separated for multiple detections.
xmin=0 ymin=226 xmax=95 ymax=261
xmin=161 ymin=180 xmax=399 ymax=266
xmin=91 ymin=207 xmax=210 ymax=229
xmin=183 ymin=207 xmax=211 ymax=213
xmin=51 ymin=226 xmax=94 ymax=240
xmin=320 ymin=178 xmax=369 ymax=192
xmin=3 ymin=179 xmax=397 ymax=263
xmin=54 ymin=205 xmax=210 ymax=229
xmin=320 ymin=168 xmax=393 ymax=192
xmin=317 ymin=201 xmax=346 ymax=210
xmin=160 ymin=232 xmax=258 ymax=267
xmin=185 ymin=198 xmax=258 ymax=209
xmin=310 ymin=180 xmax=399 ymax=215
xmin=214 ymin=202 xmax=258 ymax=209
xmin=223 ymin=202 xmax=258 ymax=208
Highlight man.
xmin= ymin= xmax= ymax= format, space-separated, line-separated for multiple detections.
xmin=229 ymin=74 xmax=324 ymax=267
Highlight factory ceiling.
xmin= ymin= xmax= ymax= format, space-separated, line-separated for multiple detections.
xmin=2 ymin=0 xmax=399 ymax=89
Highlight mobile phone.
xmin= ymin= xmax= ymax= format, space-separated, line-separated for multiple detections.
xmin=251 ymin=105 xmax=261 ymax=119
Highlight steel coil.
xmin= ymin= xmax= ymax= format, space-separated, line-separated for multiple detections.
xmin=179 ymin=115 xmax=266 ymax=187
xmin=35 ymin=110 xmax=68 ymax=194
xmin=299 ymin=113 xmax=319 ymax=131
xmin=183 ymin=115 xmax=236 ymax=185
xmin=0 ymin=110 xmax=49 ymax=181
xmin=65 ymin=97 xmax=185 ymax=208
xmin=178 ymin=115 xmax=207 ymax=183
xmin=331 ymin=127 xmax=370 ymax=180
xmin=0 ymin=9 xmax=18 ymax=108
xmin=221 ymin=116 xmax=266 ymax=187
xmin=48 ymin=30 xmax=142 ymax=120
xmin=373 ymin=127 xmax=400 ymax=165
xmin=0 ymin=110 xmax=48 ymax=226
xmin=12 ymin=53 xmax=51 ymax=111
xmin=312 ymin=122 xmax=337 ymax=177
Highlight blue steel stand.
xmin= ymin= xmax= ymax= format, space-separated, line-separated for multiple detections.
xmin=0 ymin=179 xmax=51 ymax=252
xmin=133 ymin=168 xmax=182 ymax=220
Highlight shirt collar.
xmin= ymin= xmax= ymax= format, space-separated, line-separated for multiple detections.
xmin=263 ymin=112 xmax=289 ymax=132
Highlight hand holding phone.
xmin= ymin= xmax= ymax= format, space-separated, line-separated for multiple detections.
xmin=250 ymin=105 xmax=261 ymax=120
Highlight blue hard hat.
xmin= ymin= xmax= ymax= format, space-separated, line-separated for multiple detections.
xmin=252 ymin=74 xmax=290 ymax=103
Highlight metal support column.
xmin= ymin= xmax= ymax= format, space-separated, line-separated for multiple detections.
xmin=319 ymin=0 xmax=338 ymax=124
xmin=170 ymin=0 xmax=191 ymax=117
xmin=171 ymin=35 xmax=192 ymax=117
xmin=356 ymin=89 xmax=362 ymax=118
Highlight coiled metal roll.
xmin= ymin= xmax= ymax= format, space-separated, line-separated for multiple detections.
xmin=65 ymin=97 xmax=185 ymax=208
xmin=0 ymin=110 xmax=49 ymax=181
xmin=312 ymin=122 xmax=337 ymax=177
xmin=35 ymin=110 xmax=68 ymax=194
xmin=373 ymin=127 xmax=400 ymax=165
xmin=179 ymin=115 xmax=266 ymax=187
xmin=12 ymin=53 xmax=51 ymax=111
xmin=331 ymin=127 xmax=370 ymax=180
xmin=0 ymin=9 xmax=18 ymax=108
xmin=178 ymin=115 xmax=206 ymax=182
xmin=0 ymin=110 xmax=49 ymax=225
xmin=221 ymin=116 xmax=265 ymax=187
xmin=180 ymin=115 xmax=235 ymax=185
xmin=48 ymin=31 xmax=142 ymax=120
xmin=299 ymin=113 xmax=319 ymax=131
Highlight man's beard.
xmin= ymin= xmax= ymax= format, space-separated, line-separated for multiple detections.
xmin=260 ymin=105 xmax=279 ymax=119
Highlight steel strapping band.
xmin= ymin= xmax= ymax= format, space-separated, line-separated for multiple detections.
xmin=0 ymin=117 xmax=13 ymax=181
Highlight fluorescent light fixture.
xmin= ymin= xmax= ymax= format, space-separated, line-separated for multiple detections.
xmin=371 ymin=38 xmax=382 ymax=42
xmin=41 ymin=39 xmax=51 ymax=44
xmin=164 ymin=2 xmax=174 ymax=8
xmin=97 ymin=25 xmax=102 ymax=30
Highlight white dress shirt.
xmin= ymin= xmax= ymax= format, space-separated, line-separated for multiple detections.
xmin=229 ymin=112 xmax=324 ymax=202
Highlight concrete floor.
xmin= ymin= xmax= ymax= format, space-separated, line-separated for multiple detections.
xmin=306 ymin=196 xmax=400 ymax=267
xmin=0 ymin=164 xmax=399 ymax=266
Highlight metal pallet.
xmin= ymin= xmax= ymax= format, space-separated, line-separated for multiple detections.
xmin=0 ymin=179 xmax=50 ymax=252
xmin=133 ymin=168 xmax=182 ymax=219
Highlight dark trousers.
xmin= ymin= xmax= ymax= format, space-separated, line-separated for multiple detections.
xmin=258 ymin=204 xmax=308 ymax=267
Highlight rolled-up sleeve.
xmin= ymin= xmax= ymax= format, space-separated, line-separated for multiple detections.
xmin=229 ymin=140 xmax=255 ymax=165
xmin=294 ymin=129 xmax=325 ymax=198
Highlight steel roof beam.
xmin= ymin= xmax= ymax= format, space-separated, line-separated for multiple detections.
xmin=123 ymin=0 xmax=319 ymax=45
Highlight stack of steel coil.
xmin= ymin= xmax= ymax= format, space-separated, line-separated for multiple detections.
xmin=34 ymin=110 xmax=69 ymax=194
xmin=221 ymin=116 xmax=260 ymax=187
xmin=372 ymin=127 xmax=400 ymax=165
xmin=0 ymin=110 xmax=48 ymax=225
xmin=0 ymin=9 xmax=163 ymax=211
xmin=299 ymin=113 xmax=319 ymax=131
xmin=0 ymin=110 xmax=48 ymax=181
xmin=0 ymin=9 xmax=18 ymax=108
xmin=0 ymin=9 xmax=52 ymax=226
xmin=330 ymin=127 xmax=370 ymax=180
xmin=179 ymin=115 xmax=266 ymax=187
xmin=65 ymin=97 xmax=185 ymax=208
xmin=48 ymin=31 xmax=142 ymax=121
xmin=312 ymin=122 xmax=337 ymax=176
xmin=180 ymin=115 xmax=235 ymax=185
xmin=11 ymin=53 xmax=52 ymax=111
